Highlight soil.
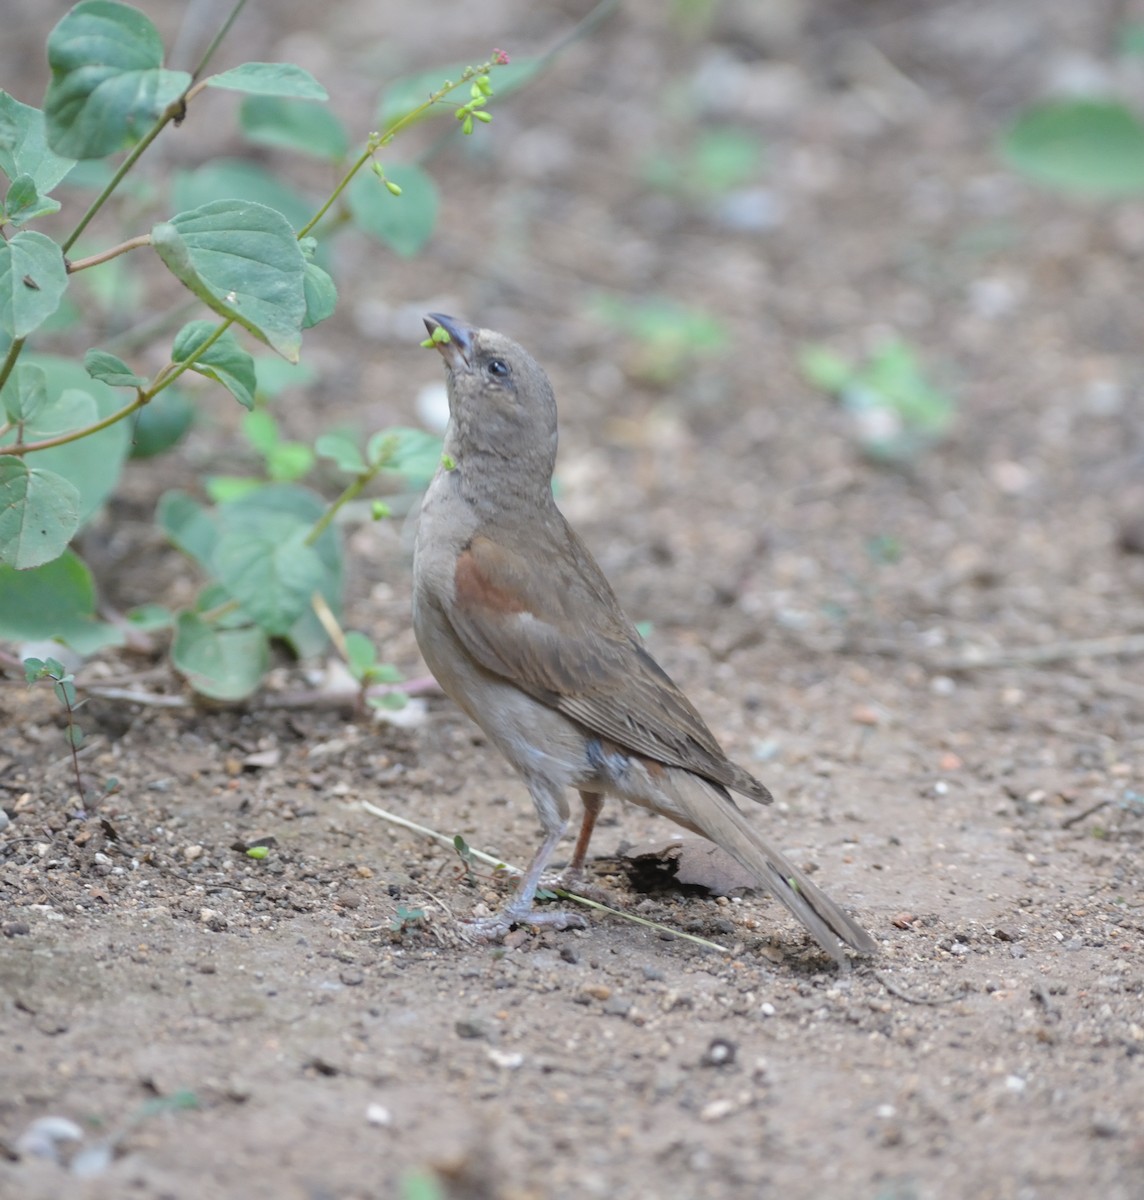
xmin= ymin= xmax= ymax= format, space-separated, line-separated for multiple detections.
xmin=2 ymin=2 xmax=1143 ymax=1198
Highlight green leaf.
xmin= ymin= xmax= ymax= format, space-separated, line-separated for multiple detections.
xmin=171 ymin=159 xmax=314 ymax=236
xmin=0 ymin=91 xmax=76 ymax=193
xmin=799 ymin=345 xmax=854 ymax=394
xmin=1001 ymin=99 xmax=1144 ymax=197
xmin=171 ymin=319 xmax=257 ymax=409
xmin=172 ymin=611 xmax=269 ymax=701
xmin=315 ymin=431 xmax=365 ymax=474
xmin=239 ymin=95 xmax=348 ymax=161
xmin=367 ymin=426 xmax=442 ymax=485
xmin=152 ymin=201 xmax=307 ymax=361
xmin=344 ymin=630 xmax=376 ymax=676
xmin=218 ymin=483 xmax=342 ymax=656
xmin=212 ymin=507 xmax=327 ymax=635
xmin=1 ymin=363 xmax=48 ymax=422
xmin=4 ymin=175 xmax=62 ymax=225
xmin=377 ymin=57 xmax=541 ymax=128
xmin=0 ymin=457 xmax=81 ymax=569
xmin=84 ymin=348 xmax=147 ymax=389
xmin=205 ymin=62 xmax=328 ymax=100
xmin=125 ymin=602 xmax=173 ymax=630
xmin=129 ymin=387 xmax=193 ymax=458
xmin=204 ymin=476 xmax=262 ymax=503
xmin=302 ymin=259 xmax=337 ymax=328
xmin=0 ymin=357 xmax=130 ymax=527
xmin=0 ymin=355 xmax=129 ymax=530
xmin=346 ymin=163 xmax=438 ymax=258
xmin=156 ymin=489 xmax=217 ymax=569
xmin=44 ymin=0 xmax=191 ymax=159
xmin=242 ymin=408 xmax=279 ymax=456
xmin=0 ymin=549 xmax=121 ymax=650
xmin=0 ymin=230 xmax=69 ymax=338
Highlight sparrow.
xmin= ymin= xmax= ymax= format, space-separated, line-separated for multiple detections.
xmin=411 ymin=314 xmax=877 ymax=966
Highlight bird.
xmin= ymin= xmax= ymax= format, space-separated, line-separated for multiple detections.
xmin=411 ymin=313 xmax=877 ymax=966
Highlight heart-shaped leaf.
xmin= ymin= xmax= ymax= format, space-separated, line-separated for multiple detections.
xmin=0 ymin=230 xmax=68 ymax=337
xmin=44 ymin=0 xmax=191 ymax=159
xmin=152 ymin=200 xmax=307 ymax=361
xmin=0 ymin=456 xmax=81 ymax=569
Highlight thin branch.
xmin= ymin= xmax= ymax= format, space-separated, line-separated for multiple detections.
xmin=0 ymin=394 xmax=146 ymax=456
xmin=187 ymin=0 xmax=249 ymax=83
xmin=0 ymin=336 xmax=25 ymax=396
xmin=358 ymin=799 xmax=733 ymax=953
xmin=67 ymin=235 xmax=152 ymax=273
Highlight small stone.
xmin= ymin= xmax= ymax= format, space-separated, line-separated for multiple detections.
xmin=366 ymin=1103 xmax=392 ymax=1127
xmin=487 ymin=1048 xmax=524 ymax=1070
xmin=699 ymin=1098 xmax=736 ymax=1123
xmin=2 ymin=921 xmax=31 ymax=937
xmin=759 ymin=1002 xmax=776 ymax=1018
xmin=581 ymin=984 xmax=612 ymax=1002
xmin=340 ymin=968 xmax=365 ymax=987
xmin=1091 ymin=1116 xmax=1120 ymax=1139
xmin=183 ymin=845 xmax=204 ymax=861
xmin=891 ymin=912 xmax=916 ymax=929
xmin=602 ymin=995 xmax=632 ymax=1018
xmin=455 ymin=1018 xmax=488 ymax=1040
xmin=700 ymin=1038 xmax=737 ymax=1067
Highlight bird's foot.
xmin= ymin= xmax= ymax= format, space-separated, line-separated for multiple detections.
xmin=466 ymin=903 xmax=588 ymax=942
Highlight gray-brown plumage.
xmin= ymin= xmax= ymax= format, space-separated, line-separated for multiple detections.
xmin=412 ymin=314 xmax=876 ymax=965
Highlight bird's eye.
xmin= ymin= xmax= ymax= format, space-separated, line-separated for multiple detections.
xmin=486 ymin=358 xmax=509 ymax=378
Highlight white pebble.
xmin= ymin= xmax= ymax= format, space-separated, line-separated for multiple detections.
xmin=487 ymin=1048 xmax=524 ymax=1070
xmin=365 ymin=1103 xmax=392 ymax=1126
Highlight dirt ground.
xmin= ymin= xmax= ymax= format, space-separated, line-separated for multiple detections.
xmin=2 ymin=1 xmax=1143 ymax=1197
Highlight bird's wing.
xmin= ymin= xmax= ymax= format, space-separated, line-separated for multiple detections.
xmin=448 ymin=532 xmax=772 ymax=804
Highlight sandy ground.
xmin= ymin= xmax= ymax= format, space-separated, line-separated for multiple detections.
xmin=2 ymin=2 xmax=1143 ymax=1197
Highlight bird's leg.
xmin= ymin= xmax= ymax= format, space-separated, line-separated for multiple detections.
xmin=466 ymin=784 xmax=588 ymax=940
xmin=557 ymin=790 xmax=604 ymax=887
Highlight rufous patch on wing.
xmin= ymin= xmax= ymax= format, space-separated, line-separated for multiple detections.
xmin=454 ymin=544 xmax=528 ymax=615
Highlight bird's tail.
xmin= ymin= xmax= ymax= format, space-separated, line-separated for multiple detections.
xmin=660 ymin=770 xmax=877 ymax=966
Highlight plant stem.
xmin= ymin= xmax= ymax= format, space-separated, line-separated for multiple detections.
xmin=187 ymin=0 xmax=249 ymax=83
xmin=0 ymin=336 xmax=25 ymax=396
xmin=297 ymin=56 xmax=505 ymax=241
xmin=62 ymin=115 xmax=174 ymax=254
xmin=0 ymin=394 xmax=146 ymax=456
xmin=304 ymin=467 xmax=378 ymax=545
xmin=67 ymin=235 xmax=153 ymax=273
xmin=0 ymin=319 xmax=234 ymax=457
xmin=147 ymin=317 xmax=234 ymax=395
xmin=61 ymin=0 xmax=250 ymax=254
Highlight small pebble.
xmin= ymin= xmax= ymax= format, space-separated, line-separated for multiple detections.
xmin=700 ymin=1038 xmax=737 ymax=1068
xmin=0 ymin=808 xmax=10 ymax=833
xmin=16 ymin=1116 xmax=84 ymax=1162
xmin=487 ymin=1048 xmax=525 ymax=1070
xmin=759 ymin=1002 xmax=776 ymax=1018
xmin=366 ymin=1104 xmax=392 ymax=1127
xmin=699 ymin=1098 xmax=736 ymax=1123
xmin=455 ymin=1018 xmax=488 ymax=1040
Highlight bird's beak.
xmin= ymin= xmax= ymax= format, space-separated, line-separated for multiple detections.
xmin=424 ymin=313 xmax=474 ymax=372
